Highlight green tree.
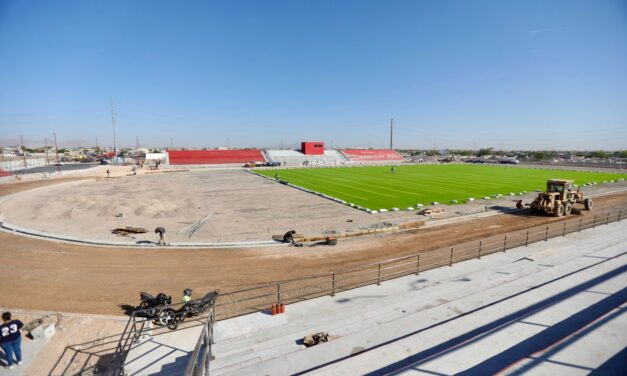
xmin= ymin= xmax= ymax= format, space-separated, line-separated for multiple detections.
xmin=588 ymin=150 xmax=609 ymax=159
xmin=532 ymin=151 xmax=548 ymax=160
xmin=476 ymin=147 xmax=494 ymax=157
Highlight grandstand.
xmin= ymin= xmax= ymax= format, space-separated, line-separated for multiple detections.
xmin=165 ymin=146 xmax=407 ymax=166
xmin=265 ymin=149 xmax=347 ymax=167
xmin=167 ymin=149 xmax=266 ymax=165
xmin=341 ymin=149 xmax=404 ymax=163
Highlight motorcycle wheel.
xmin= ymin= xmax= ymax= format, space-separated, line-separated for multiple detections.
xmin=158 ymin=308 xmax=178 ymax=330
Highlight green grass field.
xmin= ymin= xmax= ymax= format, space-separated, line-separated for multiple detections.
xmin=257 ymin=164 xmax=626 ymax=211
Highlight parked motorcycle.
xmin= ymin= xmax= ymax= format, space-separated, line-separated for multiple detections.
xmin=135 ymin=292 xmax=172 ymax=319
xmin=158 ymin=290 xmax=219 ymax=330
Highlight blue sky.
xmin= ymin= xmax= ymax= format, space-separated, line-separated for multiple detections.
xmin=1 ymin=0 xmax=626 ymax=150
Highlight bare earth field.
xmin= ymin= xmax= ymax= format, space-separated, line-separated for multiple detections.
xmin=2 ymin=168 xmax=625 ymax=245
xmin=0 ymin=170 xmax=625 ymax=316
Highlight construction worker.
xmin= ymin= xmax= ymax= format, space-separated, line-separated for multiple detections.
xmin=155 ymin=227 xmax=166 ymax=245
xmin=283 ymin=230 xmax=296 ymax=244
xmin=181 ymin=288 xmax=192 ymax=305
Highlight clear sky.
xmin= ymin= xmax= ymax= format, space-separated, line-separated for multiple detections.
xmin=1 ymin=0 xmax=626 ymax=150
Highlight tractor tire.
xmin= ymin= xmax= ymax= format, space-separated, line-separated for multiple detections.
xmin=564 ymin=202 xmax=573 ymax=216
xmin=554 ymin=204 xmax=565 ymax=217
xmin=584 ymin=198 xmax=593 ymax=210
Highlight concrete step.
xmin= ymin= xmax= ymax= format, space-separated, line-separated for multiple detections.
xmin=212 ymin=228 xmax=625 ymax=355
xmin=216 ymin=224 xmax=627 ymax=375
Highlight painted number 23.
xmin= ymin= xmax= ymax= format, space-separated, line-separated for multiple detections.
xmin=1 ymin=324 xmax=18 ymax=337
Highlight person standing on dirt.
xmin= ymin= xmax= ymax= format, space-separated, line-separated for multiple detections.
xmin=106 ymin=169 xmax=110 ymax=178
xmin=155 ymin=227 xmax=166 ymax=245
xmin=0 ymin=312 xmax=24 ymax=370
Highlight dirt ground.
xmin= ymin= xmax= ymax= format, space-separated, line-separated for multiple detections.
xmin=2 ymin=168 xmax=625 ymax=244
xmin=0 ymin=171 xmax=625 ymax=316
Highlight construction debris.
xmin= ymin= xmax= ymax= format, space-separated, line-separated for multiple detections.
xmin=178 ymin=214 xmax=211 ymax=238
xmin=417 ymin=208 xmax=446 ymax=216
xmin=302 ymin=332 xmax=330 ymax=347
xmin=111 ymin=227 xmax=148 ymax=236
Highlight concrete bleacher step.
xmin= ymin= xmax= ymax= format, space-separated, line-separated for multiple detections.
xmin=209 ymin=227 xmax=626 ymax=375
xmin=314 ymin=249 xmax=627 ymax=374
xmin=229 ymin=240 xmax=626 ymax=375
xmin=212 ymin=228 xmax=626 ymax=360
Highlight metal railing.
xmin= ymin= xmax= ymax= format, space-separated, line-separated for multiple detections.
xmin=108 ymin=300 xmax=190 ymax=376
xmin=209 ymin=206 xmax=625 ymax=322
xmin=184 ymin=307 xmax=215 ymax=376
xmin=114 ymin=205 xmax=625 ymax=375
xmin=109 ymin=310 xmax=148 ymax=376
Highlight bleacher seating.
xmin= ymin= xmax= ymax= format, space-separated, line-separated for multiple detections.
xmin=167 ymin=150 xmax=266 ymax=165
xmin=0 ymin=169 xmax=12 ymax=177
xmin=341 ymin=149 xmax=404 ymax=163
xmin=265 ymin=149 xmax=347 ymax=167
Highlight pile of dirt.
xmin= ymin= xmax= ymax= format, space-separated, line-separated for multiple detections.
xmin=111 ymin=227 xmax=148 ymax=237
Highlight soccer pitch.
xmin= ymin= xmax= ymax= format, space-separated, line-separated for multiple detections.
xmin=256 ymin=164 xmax=626 ymax=211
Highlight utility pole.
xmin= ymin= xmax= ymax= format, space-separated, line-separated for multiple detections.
xmin=53 ymin=132 xmax=60 ymax=174
xmin=389 ymin=118 xmax=394 ymax=150
xmin=170 ymin=137 xmax=173 ymax=150
xmin=20 ymin=135 xmax=27 ymax=169
xmin=136 ymin=136 xmax=140 ymax=150
xmin=111 ymin=102 xmax=117 ymax=158
xmin=227 ymin=137 xmax=230 ymax=150
xmin=44 ymin=138 xmax=49 ymax=165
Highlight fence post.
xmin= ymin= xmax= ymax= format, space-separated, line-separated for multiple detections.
xmin=593 ymin=215 xmax=597 ymax=229
xmin=579 ymin=217 xmax=582 ymax=232
xmin=525 ymin=230 xmax=529 ymax=246
xmin=277 ymin=283 xmax=281 ymax=305
xmin=331 ymin=272 xmax=335 ymax=297
xmin=377 ymin=263 xmax=381 ymax=285
xmin=606 ymin=212 xmax=610 ymax=225
xmin=545 ymin=225 xmax=549 ymax=241
xmin=619 ymin=209 xmax=622 ymax=222
xmin=563 ymin=222 xmax=566 ymax=237
xmin=478 ymin=240 xmax=482 ymax=259
xmin=503 ymin=235 xmax=507 ymax=252
xmin=415 ymin=254 xmax=420 ymax=275
xmin=449 ymin=247 xmax=454 ymax=266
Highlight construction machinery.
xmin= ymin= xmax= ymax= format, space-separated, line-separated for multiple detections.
xmin=529 ymin=179 xmax=592 ymax=217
